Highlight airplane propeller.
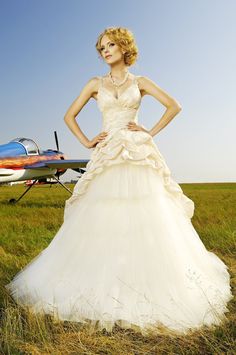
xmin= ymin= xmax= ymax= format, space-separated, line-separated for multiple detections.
xmin=54 ymin=131 xmax=60 ymax=151
xmin=54 ymin=131 xmax=86 ymax=175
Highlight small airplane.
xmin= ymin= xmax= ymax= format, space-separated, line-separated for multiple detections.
xmin=0 ymin=132 xmax=90 ymax=204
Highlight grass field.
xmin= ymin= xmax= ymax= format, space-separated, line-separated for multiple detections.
xmin=0 ymin=183 xmax=235 ymax=354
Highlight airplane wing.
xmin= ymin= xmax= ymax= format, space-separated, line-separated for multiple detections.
xmin=24 ymin=159 xmax=90 ymax=170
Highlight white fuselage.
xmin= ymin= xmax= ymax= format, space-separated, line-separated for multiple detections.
xmin=0 ymin=168 xmax=57 ymax=183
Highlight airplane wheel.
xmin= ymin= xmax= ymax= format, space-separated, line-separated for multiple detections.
xmin=9 ymin=199 xmax=17 ymax=204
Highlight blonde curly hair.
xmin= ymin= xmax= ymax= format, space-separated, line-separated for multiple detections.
xmin=95 ymin=27 xmax=138 ymax=67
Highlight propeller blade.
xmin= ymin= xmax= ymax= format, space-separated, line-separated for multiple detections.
xmin=54 ymin=131 xmax=59 ymax=151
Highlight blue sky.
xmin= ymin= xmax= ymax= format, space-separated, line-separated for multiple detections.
xmin=0 ymin=0 xmax=235 ymax=183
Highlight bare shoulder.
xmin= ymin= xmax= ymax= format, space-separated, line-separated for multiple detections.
xmin=136 ymin=75 xmax=182 ymax=109
xmin=82 ymin=76 xmax=101 ymax=100
xmin=136 ymin=75 xmax=157 ymax=88
xmin=86 ymin=76 xmax=101 ymax=89
xmin=136 ymin=75 xmax=147 ymax=97
xmin=89 ymin=76 xmax=101 ymax=83
xmin=136 ymin=75 xmax=155 ymax=97
xmin=63 ymin=76 xmax=103 ymax=118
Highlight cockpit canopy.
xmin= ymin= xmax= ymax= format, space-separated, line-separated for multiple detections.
xmin=10 ymin=138 xmax=40 ymax=155
xmin=0 ymin=138 xmax=40 ymax=158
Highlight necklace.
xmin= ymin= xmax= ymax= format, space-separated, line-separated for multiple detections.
xmin=108 ymin=71 xmax=130 ymax=99
xmin=109 ymin=71 xmax=129 ymax=87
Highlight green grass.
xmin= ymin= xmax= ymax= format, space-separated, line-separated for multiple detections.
xmin=0 ymin=183 xmax=235 ymax=354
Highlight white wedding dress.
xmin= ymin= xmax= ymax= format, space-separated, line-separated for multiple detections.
xmin=5 ymin=73 xmax=233 ymax=335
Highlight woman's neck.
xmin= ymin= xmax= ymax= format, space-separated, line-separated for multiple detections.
xmin=108 ymin=65 xmax=129 ymax=80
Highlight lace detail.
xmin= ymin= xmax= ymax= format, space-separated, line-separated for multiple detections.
xmin=98 ymin=74 xmax=140 ymax=101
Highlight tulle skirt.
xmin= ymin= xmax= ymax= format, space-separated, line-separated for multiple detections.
xmin=5 ymin=162 xmax=233 ymax=335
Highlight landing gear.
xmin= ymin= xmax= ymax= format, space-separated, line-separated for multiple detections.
xmin=8 ymin=176 xmax=73 ymax=204
xmin=9 ymin=179 xmax=39 ymax=204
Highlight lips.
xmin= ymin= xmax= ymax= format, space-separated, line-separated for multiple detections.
xmin=105 ymin=55 xmax=112 ymax=59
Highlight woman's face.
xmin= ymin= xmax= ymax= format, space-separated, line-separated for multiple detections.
xmin=100 ymin=34 xmax=124 ymax=65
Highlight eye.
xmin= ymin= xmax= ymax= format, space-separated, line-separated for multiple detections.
xmin=101 ymin=43 xmax=115 ymax=51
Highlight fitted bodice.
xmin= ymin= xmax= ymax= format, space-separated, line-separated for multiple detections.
xmin=96 ymin=74 xmax=142 ymax=134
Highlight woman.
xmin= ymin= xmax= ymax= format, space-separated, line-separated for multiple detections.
xmin=6 ymin=27 xmax=233 ymax=336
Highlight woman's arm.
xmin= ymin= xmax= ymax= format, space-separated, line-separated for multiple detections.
xmin=64 ymin=77 xmax=99 ymax=147
xmin=138 ymin=76 xmax=182 ymax=137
